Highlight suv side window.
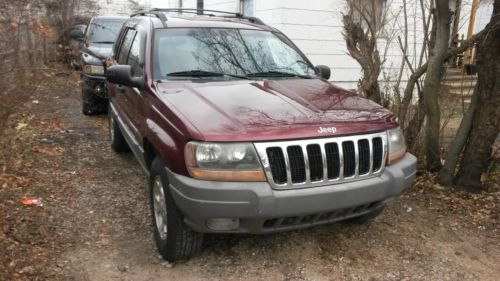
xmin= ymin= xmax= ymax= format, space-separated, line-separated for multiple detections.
xmin=117 ymin=29 xmax=136 ymax=64
xmin=128 ymin=33 xmax=142 ymax=76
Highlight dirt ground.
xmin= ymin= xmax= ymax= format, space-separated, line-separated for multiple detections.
xmin=0 ymin=72 xmax=499 ymax=281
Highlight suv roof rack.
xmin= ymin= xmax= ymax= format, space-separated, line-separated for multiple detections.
xmin=130 ymin=8 xmax=265 ymax=25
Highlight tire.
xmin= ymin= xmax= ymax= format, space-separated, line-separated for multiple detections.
xmin=108 ymin=109 xmax=130 ymax=153
xmin=82 ymin=86 xmax=107 ymax=115
xmin=150 ymin=157 xmax=203 ymax=262
xmin=345 ymin=206 xmax=385 ymax=224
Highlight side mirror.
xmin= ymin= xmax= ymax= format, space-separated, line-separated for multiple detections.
xmin=315 ymin=65 xmax=331 ymax=80
xmin=68 ymin=29 xmax=85 ymax=42
xmin=106 ymin=65 xmax=144 ymax=89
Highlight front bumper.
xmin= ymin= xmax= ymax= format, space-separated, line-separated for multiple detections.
xmin=167 ymin=153 xmax=417 ymax=234
xmin=81 ymin=73 xmax=108 ymax=99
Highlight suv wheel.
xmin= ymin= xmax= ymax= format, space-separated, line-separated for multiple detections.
xmin=108 ymin=110 xmax=130 ymax=152
xmin=82 ymin=87 xmax=107 ymax=115
xmin=150 ymin=157 xmax=203 ymax=262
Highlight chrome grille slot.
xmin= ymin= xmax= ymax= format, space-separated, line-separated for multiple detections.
xmin=287 ymin=146 xmax=306 ymax=183
xmin=266 ymin=147 xmax=287 ymax=184
xmin=342 ymin=141 xmax=356 ymax=177
xmin=325 ymin=143 xmax=340 ymax=179
xmin=372 ymin=137 xmax=383 ymax=172
xmin=254 ymin=132 xmax=388 ymax=189
xmin=306 ymin=144 xmax=323 ymax=181
xmin=358 ymin=139 xmax=370 ymax=175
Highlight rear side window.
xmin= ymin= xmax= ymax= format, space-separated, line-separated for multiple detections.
xmin=117 ymin=29 xmax=136 ymax=64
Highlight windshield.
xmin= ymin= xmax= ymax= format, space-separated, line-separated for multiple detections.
xmin=87 ymin=19 xmax=125 ymax=44
xmin=153 ymin=28 xmax=317 ymax=80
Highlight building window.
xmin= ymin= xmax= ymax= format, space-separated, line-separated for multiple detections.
xmin=350 ymin=0 xmax=387 ymax=34
xmin=240 ymin=0 xmax=254 ymax=17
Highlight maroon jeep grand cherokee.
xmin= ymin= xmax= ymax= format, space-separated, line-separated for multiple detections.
xmin=105 ymin=8 xmax=416 ymax=262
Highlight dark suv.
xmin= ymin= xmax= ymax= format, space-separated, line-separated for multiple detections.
xmin=71 ymin=16 xmax=127 ymax=115
xmin=105 ymin=9 xmax=416 ymax=262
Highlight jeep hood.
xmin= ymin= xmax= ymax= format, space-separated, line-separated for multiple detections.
xmin=156 ymin=79 xmax=398 ymax=142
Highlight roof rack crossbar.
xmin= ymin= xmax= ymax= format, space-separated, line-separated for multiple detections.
xmin=130 ymin=10 xmax=167 ymax=22
xmin=219 ymin=15 xmax=264 ymax=25
xmin=130 ymin=8 xmax=265 ymax=25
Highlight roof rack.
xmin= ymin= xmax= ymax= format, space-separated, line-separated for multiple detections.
xmin=130 ymin=8 xmax=265 ymax=25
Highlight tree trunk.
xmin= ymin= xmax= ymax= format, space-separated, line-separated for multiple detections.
xmin=450 ymin=0 xmax=462 ymax=41
xmin=438 ymin=84 xmax=479 ymax=186
xmin=361 ymin=61 xmax=382 ymax=104
xmin=398 ymin=28 xmax=488 ymax=129
xmin=455 ymin=0 xmax=500 ymax=190
xmin=342 ymin=2 xmax=383 ymax=105
xmin=421 ymin=1 xmax=451 ymax=171
xmin=405 ymin=93 xmax=426 ymax=152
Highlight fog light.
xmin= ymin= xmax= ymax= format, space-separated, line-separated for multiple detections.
xmin=206 ymin=218 xmax=239 ymax=231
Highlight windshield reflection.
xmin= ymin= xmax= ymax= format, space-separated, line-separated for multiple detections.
xmin=153 ymin=28 xmax=316 ymax=79
xmin=88 ymin=20 xmax=124 ymax=44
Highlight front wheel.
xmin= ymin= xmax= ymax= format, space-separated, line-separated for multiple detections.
xmin=150 ymin=157 xmax=203 ymax=262
xmin=108 ymin=109 xmax=129 ymax=153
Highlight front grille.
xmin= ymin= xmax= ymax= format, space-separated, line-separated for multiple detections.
xmin=254 ymin=132 xmax=387 ymax=189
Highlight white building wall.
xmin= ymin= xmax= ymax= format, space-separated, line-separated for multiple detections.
xmin=137 ymin=0 xmax=479 ymax=92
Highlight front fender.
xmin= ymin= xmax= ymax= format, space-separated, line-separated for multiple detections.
xmin=144 ymin=116 xmax=189 ymax=176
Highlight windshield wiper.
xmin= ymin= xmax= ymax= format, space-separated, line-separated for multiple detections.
xmin=247 ymin=71 xmax=312 ymax=79
xmin=165 ymin=70 xmax=249 ymax=79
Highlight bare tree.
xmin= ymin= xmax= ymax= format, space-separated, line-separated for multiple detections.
xmin=420 ymin=1 xmax=452 ymax=171
xmin=342 ymin=0 xmax=390 ymax=105
xmin=396 ymin=0 xmax=434 ymax=152
xmin=440 ymin=0 xmax=500 ymax=189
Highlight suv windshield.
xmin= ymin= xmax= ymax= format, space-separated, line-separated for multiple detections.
xmin=153 ymin=28 xmax=317 ymax=80
xmin=87 ymin=19 xmax=125 ymax=44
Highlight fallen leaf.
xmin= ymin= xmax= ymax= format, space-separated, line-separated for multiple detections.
xmin=81 ymin=169 xmax=93 ymax=177
xmin=15 ymin=178 xmax=30 ymax=187
xmin=21 ymin=196 xmax=43 ymax=207
xmin=32 ymin=146 xmax=64 ymax=156
xmin=0 ymin=173 xmax=29 ymax=188
xmin=16 ymin=123 xmax=28 ymax=130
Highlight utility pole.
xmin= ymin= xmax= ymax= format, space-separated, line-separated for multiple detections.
xmin=465 ymin=0 xmax=479 ymax=65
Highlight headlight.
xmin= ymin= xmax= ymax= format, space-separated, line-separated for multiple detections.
xmin=83 ymin=65 xmax=105 ymax=75
xmin=387 ymin=127 xmax=406 ymax=165
xmin=185 ymin=142 xmax=266 ymax=182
